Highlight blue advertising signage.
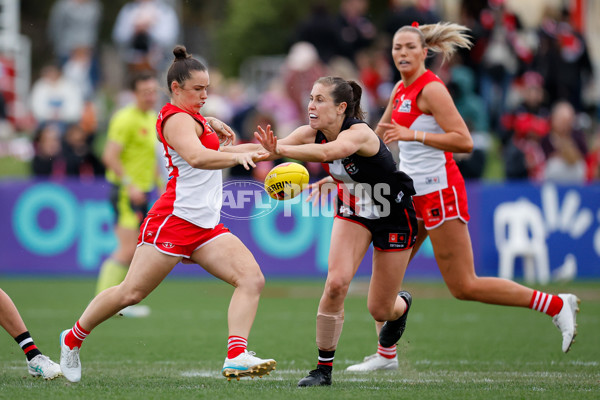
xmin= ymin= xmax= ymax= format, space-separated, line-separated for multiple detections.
xmin=1 ymin=178 xmax=598 ymax=281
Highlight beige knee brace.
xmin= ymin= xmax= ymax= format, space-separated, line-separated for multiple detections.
xmin=316 ymin=309 xmax=344 ymax=351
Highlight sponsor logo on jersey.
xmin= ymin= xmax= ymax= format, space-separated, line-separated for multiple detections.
xmin=428 ymin=208 xmax=440 ymax=217
xmin=425 ymin=176 xmax=440 ymax=185
xmin=389 ymin=233 xmax=407 ymax=247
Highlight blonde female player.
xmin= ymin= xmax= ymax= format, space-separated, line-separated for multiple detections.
xmin=255 ymin=76 xmax=418 ymax=387
xmin=59 ymin=45 xmax=276 ymax=382
xmin=346 ymin=22 xmax=580 ymax=372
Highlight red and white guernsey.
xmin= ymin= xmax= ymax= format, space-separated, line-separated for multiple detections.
xmin=391 ymin=70 xmax=459 ymax=196
xmin=149 ymin=103 xmax=222 ymax=228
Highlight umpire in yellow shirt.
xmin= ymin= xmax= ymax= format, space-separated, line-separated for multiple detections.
xmin=97 ymin=72 xmax=162 ymax=317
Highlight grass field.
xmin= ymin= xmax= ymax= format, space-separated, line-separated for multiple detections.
xmin=0 ymin=278 xmax=598 ymax=399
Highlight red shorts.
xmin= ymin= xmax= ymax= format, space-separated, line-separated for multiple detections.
xmin=138 ymin=213 xmax=230 ymax=258
xmin=413 ymin=180 xmax=470 ymax=230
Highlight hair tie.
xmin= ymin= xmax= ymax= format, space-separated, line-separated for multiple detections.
xmin=412 ymin=21 xmax=419 ymax=27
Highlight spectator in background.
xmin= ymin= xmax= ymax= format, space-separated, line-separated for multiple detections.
xmin=501 ymin=71 xmax=550 ymax=180
xmin=448 ymin=65 xmax=490 ymax=179
xmin=112 ymin=0 xmax=180 ymax=74
xmin=586 ymin=128 xmax=600 ymax=181
xmin=336 ymin=0 xmax=377 ymax=63
xmin=542 ymin=101 xmax=588 ymax=183
xmin=31 ymin=123 xmax=64 ymax=177
xmin=47 ymin=0 xmax=102 ymax=64
xmin=384 ymin=0 xmax=440 ymax=36
xmin=292 ymin=2 xmax=342 ymax=64
xmin=47 ymin=0 xmax=102 ymax=90
xmin=533 ymin=7 xmax=593 ymax=111
xmin=256 ymin=78 xmax=301 ymax=138
xmin=29 ymin=64 xmax=84 ymax=131
xmin=62 ymin=46 xmax=96 ymax=101
xmin=356 ymin=45 xmax=393 ymax=124
xmin=62 ymin=123 xmax=104 ymax=179
xmin=478 ymin=0 xmax=532 ymax=131
xmin=283 ymin=42 xmax=327 ymax=121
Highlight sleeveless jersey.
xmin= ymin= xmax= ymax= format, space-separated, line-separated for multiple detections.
xmin=149 ymin=103 xmax=223 ymax=228
xmin=391 ymin=70 xmax=460 ymax=196
xmin=317 ymin=117 xmax=415 ymax=220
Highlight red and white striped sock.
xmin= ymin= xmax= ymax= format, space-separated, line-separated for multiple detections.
xmin=377 ymin=343 xmax=397 ymax=359
xmin=529 ymin=290 xmax=563 ymax=317
xmin=227 ymin=336 xmax=247 ymax=359
xmin=64 ymin=320 xmax=90 ymax=349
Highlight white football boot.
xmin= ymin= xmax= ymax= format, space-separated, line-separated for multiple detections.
xmin=27 ymin=354 xmax=62 ymax=380
xmin=346 ymin=353 xmax=398 ymax=372
xmin=59 ymin=329 xmax=81 ymax=382
xmin=221 ymin=350 xmax=276 ymax=381
xmin=118 ymin=305 xmax=151 ymax=318
xmin=552 ymin=294 xmax=581 ymax=353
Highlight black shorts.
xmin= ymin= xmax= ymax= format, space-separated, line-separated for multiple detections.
xmin=335 ymin=198 xmax=418 ymax=251
xmin=109 ymin=183 xmax=150 ymax=228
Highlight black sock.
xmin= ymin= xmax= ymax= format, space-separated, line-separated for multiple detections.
xmin=15 ymin=331 xmax=42 ymax=361
xmin=317 ymin=349 xmax=335 ymax=371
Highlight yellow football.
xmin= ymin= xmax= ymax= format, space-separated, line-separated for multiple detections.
xmin=264 ymin=162 xmax=310 ymax=200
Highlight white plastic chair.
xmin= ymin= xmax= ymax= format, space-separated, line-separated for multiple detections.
xmin=494 ymin=198 xmax=550 ymax=284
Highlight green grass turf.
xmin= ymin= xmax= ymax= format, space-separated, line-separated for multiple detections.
xmin=0 ymin=278 xmax=598 ymax=399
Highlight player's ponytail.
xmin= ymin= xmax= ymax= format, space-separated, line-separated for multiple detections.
xmin=396 ymin=22 xmax=472 ymax=63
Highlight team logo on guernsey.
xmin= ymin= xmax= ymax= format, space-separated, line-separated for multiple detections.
xmin=161 ymin=242 xmax=175 ymax=249
xmin=399 ymin=99 xmax=412 ymax=113
xmin=343 ymin=158 xmax=358 ymax=174
xmin=339 ymin=205 xmax=353 ymax=216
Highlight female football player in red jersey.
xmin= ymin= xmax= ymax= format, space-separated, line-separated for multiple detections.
xmin=346 ymin=22 xmax=579 ymax=373
xmin=58 ymin=45 xmax=275 ymax=383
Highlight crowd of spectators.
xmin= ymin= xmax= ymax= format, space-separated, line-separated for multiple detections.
xmin=1 ymin=0 xmax=600 ymax=184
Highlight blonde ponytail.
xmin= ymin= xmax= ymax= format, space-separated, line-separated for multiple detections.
xmin=396 ymin=22 xmax=473 ymax=63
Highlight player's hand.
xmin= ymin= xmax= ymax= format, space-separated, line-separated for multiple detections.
xmin=254 ymin=124 xmax=279 ymax=155
xmin=378 ymin=120 xmax=412 ymax=144
xmin=234 ymin=151 xmax=269 ymax=170
xmin=306 ymin=176 xmax=336 ymax=206
xmin=208 ymin=117 xmax=236 ymax=146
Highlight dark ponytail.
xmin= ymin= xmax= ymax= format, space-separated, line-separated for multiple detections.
xmin=315 ymin=76 xmax=365 ymax=120
xmin=166 ymin=45 xmax=207 ymax=93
